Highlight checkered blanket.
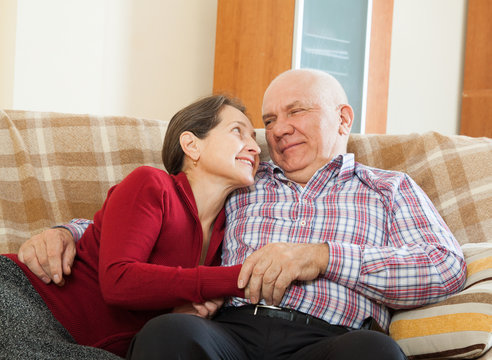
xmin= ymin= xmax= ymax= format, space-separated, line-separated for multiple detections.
xmin=0 ymin=110 xmax=167 ymax=253
xmin=1 ymin=109 xmax=491 ymax=253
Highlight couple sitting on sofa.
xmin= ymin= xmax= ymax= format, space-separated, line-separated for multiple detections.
xmin=1 ymin=69 xmax=466 ymax=360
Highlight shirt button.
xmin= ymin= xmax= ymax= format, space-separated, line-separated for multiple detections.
xmin=287 ymin=181 xmax=293 ymax=187
xmin=300 ymin=220 xmax=306 ymax=226
xmin=302 ymin=199 xmax=308 ymax=205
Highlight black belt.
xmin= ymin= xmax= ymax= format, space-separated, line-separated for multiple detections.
xmin=219 ymin=305 xmax=351 ymax=335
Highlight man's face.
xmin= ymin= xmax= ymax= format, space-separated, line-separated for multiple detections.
xmin=261 ymin=74 xmax=344 ymax=185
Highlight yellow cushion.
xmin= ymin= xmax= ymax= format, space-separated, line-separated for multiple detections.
xmin=389 ymin=243 xmax=492 ymax=359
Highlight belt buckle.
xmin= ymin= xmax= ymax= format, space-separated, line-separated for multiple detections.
xmin=253 ymin=304 xmax=282 ymax=315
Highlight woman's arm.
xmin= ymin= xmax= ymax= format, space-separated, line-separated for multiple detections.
xmin=97 ymin=167 xmax=243 ymax=310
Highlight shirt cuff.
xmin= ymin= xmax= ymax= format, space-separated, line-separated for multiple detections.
xmin=52 ymin=219 xmax=92 ymax=242
xmin=324 ymin=241 xmax=362 ymax=289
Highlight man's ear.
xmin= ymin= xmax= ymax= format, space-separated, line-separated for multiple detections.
xmin=338 ymin=104 xmax=354 ymax=135
xmin=179 ymin=131 xmax=200 ymax=162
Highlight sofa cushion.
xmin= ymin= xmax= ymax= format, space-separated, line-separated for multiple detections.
xmin=389 ymin=243 xmax=492 ymax=359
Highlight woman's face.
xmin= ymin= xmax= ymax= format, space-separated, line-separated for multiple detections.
xmin=197 ymin=105 xmax=261 ymax=189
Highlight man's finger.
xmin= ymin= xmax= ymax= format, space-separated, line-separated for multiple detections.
xmin=46 ymin=232 xmax=65 ymax=285
xmin=32 ymin=236 xmax=51 ymax=278
xmin=245 ymin=257 xmax=273 ymax=304
xmin=19 ymin=245 xmax=51 ymax=284
xmin=62 ymin=240 xmax=76 ymax=276
xmin=260 ymin=263 xmax=282 ymax=305
xmin=271 ymin=270 xmax=293 ymax=306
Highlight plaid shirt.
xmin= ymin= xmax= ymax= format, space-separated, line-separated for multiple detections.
xmin=223 ymin=154 xmax=466 ymax=331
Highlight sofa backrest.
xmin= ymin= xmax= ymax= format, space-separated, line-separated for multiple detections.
xmin=1 ymin=109 xmax=491 ymax=253
xmin=1 ymin=110 xmax=167 ymax=252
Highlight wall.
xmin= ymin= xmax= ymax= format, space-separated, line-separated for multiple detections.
xmin=9 ymin=0 xmax=218 ymax=122
xmin=13 ymin=0 xmax=106 ymax=114
xmin=386 ymin=0 xmax=468 ymax=135
xmin=0 ymin=0 xmax=17 ymax=109
xmin=3 ymin=0 xmax=468 ymax=134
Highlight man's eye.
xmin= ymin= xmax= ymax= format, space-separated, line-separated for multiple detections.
xmin=290 ymin=108 xmax=305 ymax=116
xmin=232 ymin=127 xmax=241 ymax=133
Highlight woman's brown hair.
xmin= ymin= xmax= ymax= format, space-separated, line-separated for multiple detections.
xmin=162 ymin=95 xmax=246 ymax=175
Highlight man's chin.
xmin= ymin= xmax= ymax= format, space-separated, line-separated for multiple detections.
xmin=275 ymin=160 xmax=309 ymax=174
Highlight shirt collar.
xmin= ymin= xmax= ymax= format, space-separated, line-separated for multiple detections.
xmin=261 ymin=153 xmax=355 ymax=186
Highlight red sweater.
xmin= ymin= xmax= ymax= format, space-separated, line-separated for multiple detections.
xmin=7 ymin=167 xmax=243 ymax=357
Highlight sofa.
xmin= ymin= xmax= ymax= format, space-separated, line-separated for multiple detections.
xmin=1 ymin=109 xmax=491 ymax=359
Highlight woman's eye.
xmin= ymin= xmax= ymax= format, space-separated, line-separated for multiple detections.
xmin=232 ymin=127 xmax=241 ymax=133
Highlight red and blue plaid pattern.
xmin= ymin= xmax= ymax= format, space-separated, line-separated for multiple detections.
xmin=223 ymin=154 xmax=466 ymax=331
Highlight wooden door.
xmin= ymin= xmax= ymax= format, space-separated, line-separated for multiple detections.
xmin=460 ymin=0 xmax=492 ymax=138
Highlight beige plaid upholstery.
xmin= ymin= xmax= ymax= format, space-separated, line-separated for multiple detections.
xmin=0 ymin=110 xmax=167 ymax=253
xmin=1 ymin=110 xmax=491 ymax=253
xmin=347 ymin=132 xmax=492 ymax=246
xmin=1 ymin=109 xmax=491 ymax=359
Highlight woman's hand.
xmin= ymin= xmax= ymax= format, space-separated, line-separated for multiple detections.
xmin=172 ymin=298 xmax=224 ymax=318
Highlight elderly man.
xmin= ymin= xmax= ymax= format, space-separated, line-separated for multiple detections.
xmin=19 ymin=69 xmax=466 ymax=360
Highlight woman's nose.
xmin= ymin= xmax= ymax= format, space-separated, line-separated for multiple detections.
xmin=248 ymin=137 xmax=261 ymax=154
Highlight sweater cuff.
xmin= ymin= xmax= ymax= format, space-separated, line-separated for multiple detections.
xmin=198 ymin=264 xmax=244 ymax=300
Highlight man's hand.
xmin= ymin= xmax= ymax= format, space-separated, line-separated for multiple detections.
xmin=238 ymin=243 xmax=329 ymax=306
xmin=172 ymin=298 xmax=224 ymax=318
xmin=18 ymin=228 xmax=76 ymax=286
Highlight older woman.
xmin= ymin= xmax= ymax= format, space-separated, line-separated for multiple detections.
xmin=0 ymin=95 xmax=260 ymax=359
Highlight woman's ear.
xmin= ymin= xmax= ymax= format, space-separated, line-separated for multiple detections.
xmin=338 ymin=104 xmax=354 ymax=135
xmin=179 ymin=131 xmax=200 ymax=162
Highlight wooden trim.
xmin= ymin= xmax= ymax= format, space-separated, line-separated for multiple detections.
xmin=460 ymin=0 xmax=492 ymax=137
xmin=365 ymin=0 xmax=394 ymax=134
xmin=460 ymin=95 xmax=492 ymax=137
xmin=213 ymin=0 xmax=295 ymax=128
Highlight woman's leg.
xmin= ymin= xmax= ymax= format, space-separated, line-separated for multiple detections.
xmin=0 ymin=256 xmax=122 ymax=360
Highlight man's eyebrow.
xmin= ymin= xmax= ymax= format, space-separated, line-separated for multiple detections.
xmin=285 ymin=101 xmax=305 ymax=110
xmin=262 ymin=101 xmax=308 ymax=121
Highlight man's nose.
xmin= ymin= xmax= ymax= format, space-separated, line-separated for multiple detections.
xmin=272 ymin=114 xmax=294 ymax=138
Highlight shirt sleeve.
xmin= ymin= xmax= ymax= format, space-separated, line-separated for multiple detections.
xmin=324 ymin=173 xmax=467 ymax=309
xmin=96 ymin=167 xmax=243 ymax=311
xmin=53 ymin=218 xmax=93 ymax=241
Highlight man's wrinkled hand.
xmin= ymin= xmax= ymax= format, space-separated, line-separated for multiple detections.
xmin=237 ymin=243 xmax=329 ymax=306
xmin=18 ymin=228 xmax=76 ymax=286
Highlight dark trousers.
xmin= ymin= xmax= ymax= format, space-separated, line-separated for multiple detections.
xmin=127 ymin=307 xmax=407 ymax=360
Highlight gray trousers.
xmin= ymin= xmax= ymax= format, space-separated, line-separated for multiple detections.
xmin=0 ymin=255 xmax=122 ymax=360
